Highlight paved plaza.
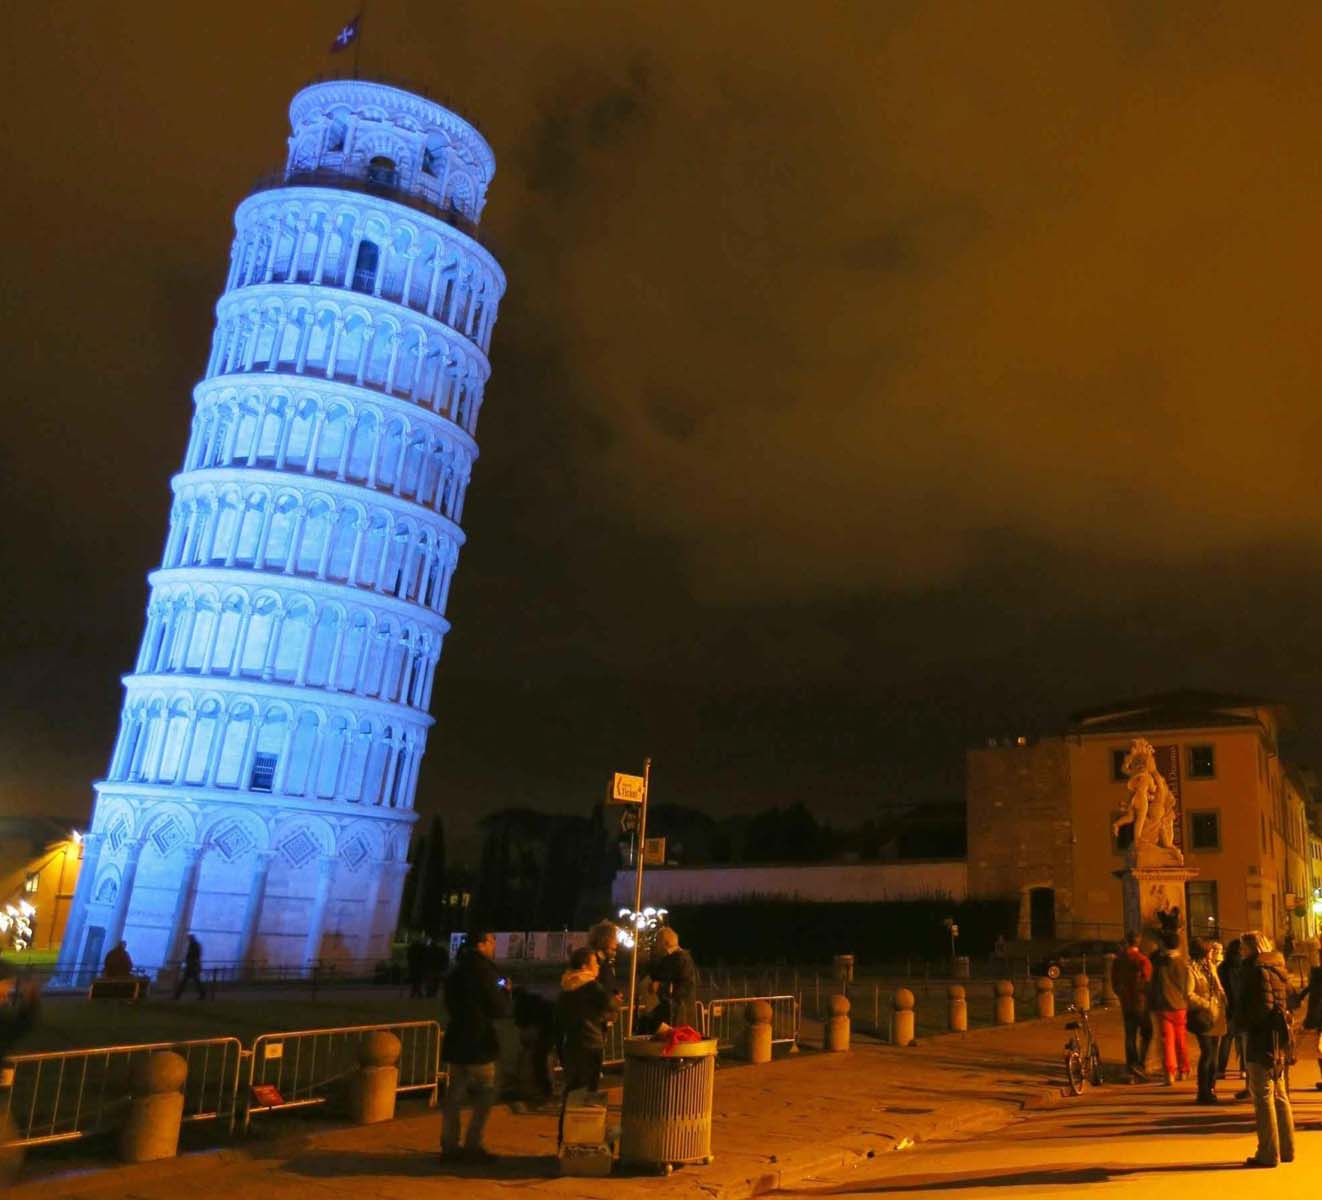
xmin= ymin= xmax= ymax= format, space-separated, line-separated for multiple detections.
xmin=13 ymin=1006 xmax=1319 ymax=1199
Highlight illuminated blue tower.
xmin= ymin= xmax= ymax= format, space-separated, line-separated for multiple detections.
xmin=56 ymin=81 xmax=504 ymax=980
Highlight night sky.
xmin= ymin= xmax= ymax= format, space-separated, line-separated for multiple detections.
xmin=6 ymin=2 xmax=1322 ymax=860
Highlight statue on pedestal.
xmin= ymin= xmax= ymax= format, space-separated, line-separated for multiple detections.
xmin=1111 ymin=738 xmax=1183 ymax=867
xmin=1112 ymin=738 xmax=1197 ymax=949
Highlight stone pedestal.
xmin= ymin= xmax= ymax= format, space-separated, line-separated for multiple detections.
xmin=1116 ymin=858 xmax=1199 ymax=952
xmin=119 ymin=1052 xmax=187 ymax=1163
xmin=743 ymin=1000 xmax=773 ymax=1063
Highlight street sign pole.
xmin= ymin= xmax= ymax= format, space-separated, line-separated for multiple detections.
xmin=625 ymin=756 xmax=651 ymax=1037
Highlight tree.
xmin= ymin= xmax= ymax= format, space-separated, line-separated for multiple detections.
xmin=409 ymin=814 xmax=449 ymax=936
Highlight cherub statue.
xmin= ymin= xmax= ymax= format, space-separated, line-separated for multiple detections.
xmin=1111 ymin=738 xmax=1183 ymax=862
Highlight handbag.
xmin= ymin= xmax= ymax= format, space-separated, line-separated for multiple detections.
xmin=1188 ymin=1005 xmax=1213 ymax=1035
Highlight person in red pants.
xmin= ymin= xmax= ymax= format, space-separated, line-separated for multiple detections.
xmin=1148 ymin=930 xmax=1191 ymax=1084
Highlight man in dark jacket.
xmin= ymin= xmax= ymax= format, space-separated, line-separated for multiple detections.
xmin=588 ymin=921 xmax=623 ymax=1002
xmin=1238 ymin=931 xmax=1295 ymax=1168
xmin=440 ymin=931 xmax=509 ymax=1162
xmin=173 ymin=934 xmax=206 ymax=1000
xmin=554 ymin=947 xmax=617 ymax=1145
xmin=650 ymin=926 xmax=698 ymax=1030
xmin=1148 ymin=932 xmax=1191 ymax=1085
xmin=1111 ymin=932 xmax=1153 ymax=1081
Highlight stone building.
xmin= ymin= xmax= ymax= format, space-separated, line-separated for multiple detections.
xmin=55 ymin=79 xmax=505 ymax=981
xmin=0 ymin=818 xmax=83 ymax=953
xmin=967 ymin=692 xmax=1318 ymax=945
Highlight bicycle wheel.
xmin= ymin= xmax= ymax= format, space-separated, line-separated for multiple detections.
xmin=1088 ymin=1043 xmax=1103 ymax=1087
xmin=1065 ymin=1051 xmax=1084 ymax=1096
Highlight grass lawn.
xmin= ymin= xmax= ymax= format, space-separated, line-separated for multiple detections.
xmin=21 ymin=984 xmax=445 ymax=1053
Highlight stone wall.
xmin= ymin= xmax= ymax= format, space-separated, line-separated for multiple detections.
xmin=965 ymin=739 xmax=1074 ymax=934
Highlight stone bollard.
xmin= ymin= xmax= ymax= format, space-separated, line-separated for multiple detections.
xmin=1035 ymin=977 xmax=1055 ymax=1019
xmin=826 ymin=994 xmax=852 ymax=1052
xmin=994 ymin=980 xmax=1015 ymax=1025
xmin=119 ymin=1051 xmax=186 ymax=1163
xmin=743 ymin=999 xmax=773 ymax=1063
xmin=1072 ymin=974 xmax=1091 ymax=1013
xmin=1100 ymin=955 xmax=1117 ymax=1007
xmin=349 ymin=1031 xmax=402 ymax=1124
xmin=947 ymin=984 xmax=967 ymax=1032
xmin=890 ymin=988 xmax=915 ymax=1047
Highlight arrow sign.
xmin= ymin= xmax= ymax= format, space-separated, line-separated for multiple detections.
xmin=610 ymin=772 xmax=646 ymax=804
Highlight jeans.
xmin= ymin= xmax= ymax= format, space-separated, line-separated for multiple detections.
xmin=558 ymin=1046 xmax=604 ymax=1146
xmin=1245 ymin=1060 xmax=1294 ymax=1164
xmin=1155 ymin=1009 xmax=1190 ymax=1079
xmin=1122 ymin=1010 xmax=1152 ymax=1073
xmin=1217 ymin=1031 xmax=1244 ymax=1076
xmin=1194 ymin=1032 xmax=1220 ymax=1098
xmin=441 ymin=1061 xmax=497 ymax=1153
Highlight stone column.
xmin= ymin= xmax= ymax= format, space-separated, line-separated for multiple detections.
xmin=104 ymin=838 xmax=146 ymax=959
xmin=235 ymin=850 xmax=276 ymax=974
xmin=54 ymin=832 xmax=105 ymax=980
xmin=163 ymin=846 xmax=204 ymax=969
xmin=302 ymin=856 xmax=337 ymax=970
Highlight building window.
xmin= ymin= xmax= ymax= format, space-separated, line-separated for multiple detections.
xmin=1188 ymin=810 xmax=1220 ymax=852
xmin=23 ymin=873 xmax=39 ymax=894
xmin=1187 ymin=880 xmax=1219 ymax=940
xmin=366 ymin=155 xmax=398 ymax=190
xmin=351 ymin=241 xmax=379 ymax=294
xmin=1111 ymin=749 xmax=1128 ymax=782
xmin=1188 ymin=744 xmax=1215 ymax=778
xmin=249 ymin=752 xmax=277 ymax=793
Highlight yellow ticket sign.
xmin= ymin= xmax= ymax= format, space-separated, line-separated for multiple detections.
xmin=611 ymin=772 xmax=646 ymax=804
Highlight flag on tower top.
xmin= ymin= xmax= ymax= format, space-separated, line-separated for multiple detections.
xmin=330 ymin=14 xmax=361 ymax=53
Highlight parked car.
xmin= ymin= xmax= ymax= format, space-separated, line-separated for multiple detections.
xmin=1030 ymin=941 xmax=1114 ymax=980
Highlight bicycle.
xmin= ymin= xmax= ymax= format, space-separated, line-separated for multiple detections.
xmin=1063 ymin=1003 xmax=1103 ymax=1096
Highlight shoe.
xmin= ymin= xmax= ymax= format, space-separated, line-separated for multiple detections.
xmin=1315 ymin=1082 xmax=1322 ymax=1092
xmin=1243 ymin=1158 xmax=1277 ymax=1169
xmin=1164 ymin=1074 xmax=1174 ymax=1086
xmin=1130 ymin=1068 xmax=1149 ymax=1084
xmin=463 ymin=1148 xmax=498 ymax=1164
xmin=1234 ymin=1090 xmax=1249 ymax=1101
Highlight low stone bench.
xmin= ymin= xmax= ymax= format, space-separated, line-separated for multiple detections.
xmin=88 ymin=977 xmax=145 ymax=1001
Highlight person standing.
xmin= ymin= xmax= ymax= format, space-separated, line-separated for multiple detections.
xmin=650 ymin=926 xmax=699 ymax=1030
xmin=1294 ymin=963 xmax=1322 ymax=1092
xmin=1112 ymin=931 xmax=1153 ymax=1082
xmin=173 ymin=934 xmax=206 ymax=1000
xmin=1238 ymin=931 xmax=1295 ymax=1169
xmin=588 ymin=920 xmax=623 ymax=1002
xmin=1187 ymin=938 xmax=1227 ymax=1103
xmin=1217 ymin=936 xmax=1246 ymax=1082
xmin=554 ymin=946 xmax=617 ymax=1145
xmin=439 ymin=931 xmax=509 ymax=1163
xmin=1148 ymin=931 xmax=1191 ymax=1086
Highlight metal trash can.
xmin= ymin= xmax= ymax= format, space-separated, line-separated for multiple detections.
xmin=620 ymin=1036 xmax=716 ymax=1173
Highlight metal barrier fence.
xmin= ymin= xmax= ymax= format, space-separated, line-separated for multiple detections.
xmin=242 ymin=1020 xmax=441 ymax=1132
xmin=703 ymin=994 xmax=799 ymax=1051
xmin=0 ymin=1037 xmax=243 ymax=1148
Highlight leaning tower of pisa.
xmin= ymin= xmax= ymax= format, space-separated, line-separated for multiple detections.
xmin=56 ymin=80 xmax=504 ymax=981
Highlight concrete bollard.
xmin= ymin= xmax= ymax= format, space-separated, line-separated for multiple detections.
xmin=826 ymin=994 xmax=852 ymax=1052
xmin=994 ymin=980 xmax=1015 ymax=1025
xmin=349 ymin=1030 xmax=401 ymax=1124
xmin=890 ymin=988 xmax=915 ymax=1047
xmin=1035 ymin=977 xmax=1055 ymax=1019
xmin=1072 ymin=973 xmax=1091 ymax=1013
xmin=947 ymin=984 xmax=967 ymax=1032
xmin=1100 ymin=955 xmax=1117 ymax=1007
xmin=743 ymin=999 xmax=773 ymax=1063
xmin=119 ymin=1051 xmax=186 ymax=1163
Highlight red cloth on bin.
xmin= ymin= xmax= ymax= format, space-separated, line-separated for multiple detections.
xmin=656 ymin=1025 xmax=703 ymax=1055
